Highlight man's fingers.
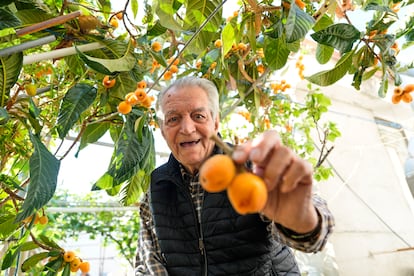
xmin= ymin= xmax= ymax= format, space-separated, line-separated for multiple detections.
xmin=280 ymin=158 xmax=313 ymax=193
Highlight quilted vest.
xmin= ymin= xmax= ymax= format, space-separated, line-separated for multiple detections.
xmin=150 ymin=152 xmax=300 ymax=276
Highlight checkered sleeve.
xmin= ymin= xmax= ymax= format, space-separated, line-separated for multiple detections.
xmin=134 ymin=192 xmax=169 ymax=276
xmin=274 ymin=194 xmax=335 ymax=253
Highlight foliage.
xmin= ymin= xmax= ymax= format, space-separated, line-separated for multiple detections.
xmin=0 ymin=0 xmax=412 ymax=274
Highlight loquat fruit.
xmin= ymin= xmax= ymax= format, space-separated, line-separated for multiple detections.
xmin=117 ymin=101 xmax=132 ymax=114
xmin=200 ymin=154 xmax=237 ymax=193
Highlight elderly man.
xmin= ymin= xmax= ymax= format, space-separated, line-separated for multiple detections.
xmin=135 ymin=76 xmax=334 ymax=275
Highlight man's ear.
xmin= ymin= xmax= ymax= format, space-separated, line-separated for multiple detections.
xmin=214 ymin=115 xmax=219 ymax=131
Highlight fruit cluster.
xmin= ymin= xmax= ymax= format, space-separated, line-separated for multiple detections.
xmin=295 ymin=55 xmax=305 ymax=79
xmin=270 ymin=80 xmax=291 ymax=94
xmin=117 ymin=80 xmax=155 ymax=114
xmin=199 ymin=136 xmax=268 ymax=215
xmin=392 ymin=84 xmax=414 ymax=104
xmin=63 ymin=250 xmax=90 ymax=273
xmin=23 ymin=212 xmax=48 ymax=225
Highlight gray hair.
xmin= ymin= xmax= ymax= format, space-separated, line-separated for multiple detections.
xmin=156 ymin=76 xmax=220 ymax=125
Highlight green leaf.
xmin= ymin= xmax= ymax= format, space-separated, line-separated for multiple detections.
xmin=20 ymin=241 xmax=39 ymax=251
xmin=78 ymin=122 xmax=110 ymax=152
xmin=76 ymin=46 xmax=136 ymax=75
xmin=306 ymin=50 xmax=355 ymax=86
xmin=222 ymin=22 xmax=237 ymax=56
xmin=0 ymin=8 xmax=21 ymax=29
xmin=153 ymin=0 xmax=183 ymax=31
xmin=120 ymin=169 xmax=147 ymax=205
xmin=285 ymin=4 xmax=315 ymax=43
xmin=131 ymin=0 xmax=139 ymax=18
xmin=0 ymin=106 xmax=10 ymax=124
xmin=109 ymin=116 xmax=155 ymax=184
xmin=15 ymin=133 xmax=60 ymax=222
xmin=184 ymin=0 xmax=222 ymax=32
xmin=15 ymin=9 xmax=52 ymax=25
xmin=95 ymin=113 xmax=155 ymax=192
xmin=316 ymin=43 xmax=334 ymax=64
xmin=0 ymin=53 xmax=23 ymax=107
xmin=45 ymin=257 xmax=64 ymax=275
xmin=57 ymin=83 xmax=97 ymax=139
xmin=0 ymin=214 xmax=19 ymax=240
xmin=61 ymin=262 xmax=71 ymax=276
xmin=1 ymin=243 xmax=22 ymax=270
xmin=21 ymin=252 xmax=49 ymax=272
xmin=38 ymin=234 xmax=63 ymax=250
xmin=311 ymin=23 xmax=361 ymax=53
xmin=264 ymin=36 xmax=290 ymax=70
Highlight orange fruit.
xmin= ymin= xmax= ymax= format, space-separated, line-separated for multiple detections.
xmin=79 ymin=261 xmax=90 ymax=273
xmin=151 ymin=41 xmax=162 ymax=52
xmin=134 ymin=88 xmax=147 ymax=101
xmin=163 ymin=70 xmax=173 ymax=80
xmin=63 ymin=251 xmax=76 ymax=263
xmin=125 ymin=92 xmax=139 ymax=105
xmin=115 ymin=12 xmax=123 ymax=20
xmin=137 ymin=80 xmax=147 ymax=89
xmin=403 ymin=84 xmax=414 ymax=94
xmin=169 ymin=64 xmax=179 ymax=73
xmin=402 ymin=93 xmax=413 ymax=103
xmin=109 ymin=17 xmax=118 ymax=28
xmin=391 ymin=93 xmax=401 ymax=104
xmin=38 ymin=215 xmax=48 ymax=225
xmin=214 ymin=39 xmax=222 ymax=48
xmin=227 ymin=172 xmax=268 ymax=215
xmin=117 ymin=101 xmax=132 ymax=114
xmin=199 ymin=154 xmax=236 ymax=193
xmin=70 ymin=257 xmax=81 ymax=272
xmin=102 ymin=76 xmax=116 ymax=88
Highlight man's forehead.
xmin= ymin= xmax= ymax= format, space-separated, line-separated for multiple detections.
xmin=164 ymin=106 xmax=208 ymax=116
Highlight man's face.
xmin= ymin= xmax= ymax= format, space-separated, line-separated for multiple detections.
xmin=159 ymin=85 xmax=219 ymax=174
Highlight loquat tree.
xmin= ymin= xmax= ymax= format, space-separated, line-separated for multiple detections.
xmin=0 ymin=0 xmax=412 ymax=274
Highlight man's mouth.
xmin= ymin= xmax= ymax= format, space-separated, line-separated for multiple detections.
xmin=180 ymin=139 xmax=201 ymax=147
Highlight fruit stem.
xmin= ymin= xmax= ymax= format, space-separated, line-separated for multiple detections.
xmin=210 ymin=133 xmax=234 ymax=156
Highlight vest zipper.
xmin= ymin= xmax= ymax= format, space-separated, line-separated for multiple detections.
xmin=199 ymin=192 xmax=208 ymax=276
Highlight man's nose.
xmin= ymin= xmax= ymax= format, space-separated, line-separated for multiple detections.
xmin=180 ymin=116 xmax=196 ymax=134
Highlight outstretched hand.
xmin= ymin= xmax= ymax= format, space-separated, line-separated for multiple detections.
xmin=232 ymin=130 xmax=318 ymax=233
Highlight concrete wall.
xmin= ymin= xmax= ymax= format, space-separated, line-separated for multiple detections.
xmin=295 ymin=74 xmax=414 ymax=276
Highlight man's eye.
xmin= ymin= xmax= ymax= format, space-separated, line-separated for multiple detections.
xmin=193 ymin=114 xmax=206 ymax=121
xmin=166 ymin=117 xmax=179 ymax=125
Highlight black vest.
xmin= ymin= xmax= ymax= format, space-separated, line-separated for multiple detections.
xmin=149 ymin=152 xmax=300 ymax=276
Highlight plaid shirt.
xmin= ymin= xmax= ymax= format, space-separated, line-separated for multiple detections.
xmin=134 ymin=166 xmax=335 ymax=275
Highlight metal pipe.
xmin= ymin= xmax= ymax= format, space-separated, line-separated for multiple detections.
xmin=23 ymin=42 xmax=105 ymax=64
xmin=0 ymin=35 xmax=56 ymax=57
xmin=15 ymin=11 xmax=82 ymax=37
xmin=46 ymin=206 xmax=140 ymax=213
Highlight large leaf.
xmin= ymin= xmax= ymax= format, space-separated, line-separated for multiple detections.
xmin=264 ymin=36 xmax=290 ymax=70
xmin=94 ymin=112 xmax=155 ymax=194
xmin=78 ymin=122 xmax=110 ymax=152
xmin=316 ymin=43 xmax=334 ymax=64
xmin=285 ymin=4 xmax=315 ymax=43
xmin=15 ymin=9 xmax=52 ymax=25
xmin=306 ymin=50 xmax=355 ymax=86
xmin=185 ymin=0 xmax=222 ymax=32
xmin=15 ymin=133 xmax=60 ymax=222
xmin=57 ymin=83 xmax=97 ymax=139
xmin=0 ymin=8 xmax=21 ymax=29
xmin=21 ymin=252 xmax=49 ymax=272
xmin=311 ymin=23 xmax=361 ymax=54
xmin=0 ymin=53 xmax=23 ymax=107
xmin=183 ymin=0 xmax=223 ymax=55
xmin=76 ymin=46 xmax=137 ymax=75
xmin=153 ymin=0 xmax=184 ymax=31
